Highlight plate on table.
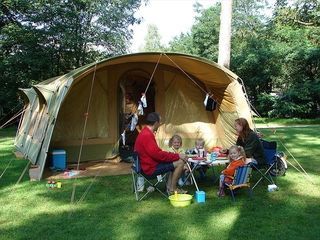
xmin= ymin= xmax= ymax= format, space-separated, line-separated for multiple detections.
xmin=191 ymin=156 xmax=206 ymax=161
xmin=218 ymin=153 xmax=227 ymax=157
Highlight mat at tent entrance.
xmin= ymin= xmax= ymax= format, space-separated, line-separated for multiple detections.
xmin=42 ymin=159 xmax=131 ymax=180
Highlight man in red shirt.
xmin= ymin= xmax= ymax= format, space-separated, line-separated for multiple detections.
xmin=134 ymin=112 xmax=187 ymax=194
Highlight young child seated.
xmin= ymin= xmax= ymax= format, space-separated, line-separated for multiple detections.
xmin=168 ymin=134 xmax=184 ymax=154
xmin=217 ymin=145 xmax=246 ymax=197
xmin=186 ymin=138 xmax=208 ymax=180
xmin=168 ymin=135 xmax=190 ymax=186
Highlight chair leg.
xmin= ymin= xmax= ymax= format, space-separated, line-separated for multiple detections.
xmin=248 ymin=187 xmax=253 ymax=198
xmin=132 ymin=171 xmax=139 ymax=201
xmin=230 ymin=189 xmax=235 ymax=202
xmin=252 ymin=165 xmax=275 ymax=190
xmin=252 ymin=177 xmax=263 ymax=190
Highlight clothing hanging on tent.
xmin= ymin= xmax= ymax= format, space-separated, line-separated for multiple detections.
xmin=137 ymin=102 xmax=144 ymax=116
xmin=203 ymin=93 xmax=217 ymax=111
xmin=121 ymin=130 xmax=126 ymax=145
xmin=140 ymin=93 xmax=147 ymax=108
xmin=130 ymin=113 xmax=138 ymax=131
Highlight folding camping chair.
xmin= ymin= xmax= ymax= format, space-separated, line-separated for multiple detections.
xmin=131 ymin=152 xmax=169 ymax=201
xmin=251 ymin=139 xmax=286 ymax=190
xmin=224 ymin=165 xmax=252 ymax=201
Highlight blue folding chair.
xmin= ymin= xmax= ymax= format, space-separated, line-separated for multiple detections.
xmin=252 ymin=140 xmax=287 ymax=190
xmin=131 ymin=152 xmax=168 ymax=201
xmin=224 ymin=165 xmax=252 ymax=201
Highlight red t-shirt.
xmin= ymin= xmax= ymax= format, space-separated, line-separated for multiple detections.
xmin=134 ymin=127 xmax=180 ymax=175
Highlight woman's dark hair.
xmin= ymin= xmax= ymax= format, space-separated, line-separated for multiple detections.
xmin=235 ymin=118 xmax=252 ymax=140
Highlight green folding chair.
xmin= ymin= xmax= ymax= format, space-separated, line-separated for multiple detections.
xmin=131 ymin=152 xmax=168 ymax=201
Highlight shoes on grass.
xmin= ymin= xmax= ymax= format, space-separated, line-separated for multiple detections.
xmin=217 ymin=190 xmax=225 ymax=197
xmin=167 ymin=188 xmax=188 ymax=195
xmin=178 ymin=178 xmax=192 ymax=187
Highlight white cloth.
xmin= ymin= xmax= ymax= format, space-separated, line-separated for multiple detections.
xmin=130 ymin=114 xmax=138 ymax=131
xmin=203 ymin=93 xmax=209 ymax=107
xmin=137 ymin=102 xmax=144 ymax=115
xmin=121 ymin=130 xmax=126 ymax=145
xmin=140 ymin=93 xmax=147 ymax=108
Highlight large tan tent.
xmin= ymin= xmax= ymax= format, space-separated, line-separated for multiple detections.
xmin=14 ymin=52 xmax=253 ymax=180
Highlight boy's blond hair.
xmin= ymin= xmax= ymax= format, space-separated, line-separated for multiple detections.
xmin=195 ymin=138 xmax=205 ymax=146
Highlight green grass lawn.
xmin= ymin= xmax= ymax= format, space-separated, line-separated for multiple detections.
xmin=254 ymin=117 xmax=320 ymax=126
xmin=1 ymin=126 xmax=320 ymax=240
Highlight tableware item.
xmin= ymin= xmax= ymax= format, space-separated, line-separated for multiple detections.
xmin=198 ymin=149 xmax=204 ymax=158
xmin=210 ymin=152 xmax=218 ymax=161
xmin=192 ymin=156 xmax=205 ymax=160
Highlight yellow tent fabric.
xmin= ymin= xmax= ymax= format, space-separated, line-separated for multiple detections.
xmin=14 ymin=52 xmax=253 ymax=180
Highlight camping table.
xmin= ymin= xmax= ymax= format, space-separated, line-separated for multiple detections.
xmin=182 ymin=157 xmax=229 ymax=189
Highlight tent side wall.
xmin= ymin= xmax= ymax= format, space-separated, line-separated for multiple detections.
xmin=51 ymin=64 xmax=129 ymax=162
xmin=15 ymin=88 xmax=38 ymax=156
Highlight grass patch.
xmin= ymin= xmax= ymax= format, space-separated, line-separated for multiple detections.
xmin=254 ymin=117 xmax=320 ymax=126
xmin=1 ymin=126 xmax=320 ymax=240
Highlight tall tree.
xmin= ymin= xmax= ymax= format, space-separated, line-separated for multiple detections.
xmin=218 ymin=0 xmax=233 ymax=68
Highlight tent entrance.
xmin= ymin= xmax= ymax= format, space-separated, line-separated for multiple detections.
xmin=118 ymin=70 xmax=155 ymax=160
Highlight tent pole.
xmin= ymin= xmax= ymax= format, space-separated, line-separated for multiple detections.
xmin=16 ymin=161 xmax=30 ymax=185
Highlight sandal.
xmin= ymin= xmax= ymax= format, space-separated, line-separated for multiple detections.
xmin=217 ymin=191 xmax=225 ymax=197
xmin=167 ymin=188 xmax=188 ymax=195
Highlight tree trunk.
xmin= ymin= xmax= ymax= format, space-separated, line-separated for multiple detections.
xmin=218 ymin=0 xmax=233 ymax=69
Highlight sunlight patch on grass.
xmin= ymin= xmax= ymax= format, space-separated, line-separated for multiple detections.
xmin=277 ymin=171 xmax=320 ymax=199
xmin=0 ymin=181 xmax=90 ymax=230
xmin=207 ymin=207 xmax=240 ymax=230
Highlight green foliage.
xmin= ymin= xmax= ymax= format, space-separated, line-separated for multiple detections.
xmin=0 ymin=0 xmax=143 ymax=117
xmin=256 ymin=93 xmax=276 ymax=117
xmin=140 ymin=24 xmax=165 ymax=52
xmin=267 ymin=0 xmax=320 ymax=118
xmin=191 ymin=5 xmax=220 ymax=60
xmin=169 ymin=33 xmax=195 ymax=54
xmin=169 ymin=4 xmax=220 ymax=60
xmin=231 ymin=36 xmax=280 ymax=103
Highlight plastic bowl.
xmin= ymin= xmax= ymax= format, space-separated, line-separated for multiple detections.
xmin=169 ymin=194 xmax=193 ymax=207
